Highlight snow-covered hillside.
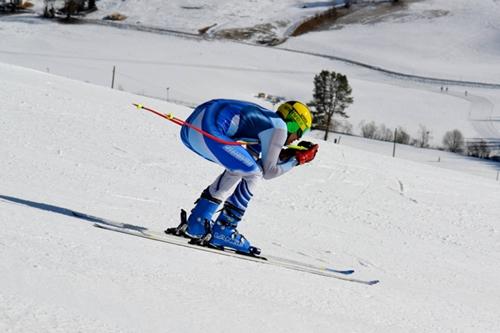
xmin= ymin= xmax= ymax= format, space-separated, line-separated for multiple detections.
xmin=285 ymin=0 xmax=500 ymax=82
xmin=88 ymin=0 xmax=323 ymax=36
xmin=2 ymin=61 xmax=500 ymax=332
xmin=1 ymin=10 xmax=499 ymax=146
xmin=63 ymin=0 xmax=500 ymax=84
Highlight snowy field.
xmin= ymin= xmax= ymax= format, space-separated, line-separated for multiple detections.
xmin=2 ymin=62 xmax=500 ymax=332
xmin=1 ymin=0 xmax=500 ymax=332
xmin=36 ymin=0 xmax=361 ymax=40
xmin=285 ymin=0 xmax=500 ymax=83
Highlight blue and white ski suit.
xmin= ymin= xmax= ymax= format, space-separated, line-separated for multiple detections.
xmin=181 ymin=99 xmax=298 ymax=214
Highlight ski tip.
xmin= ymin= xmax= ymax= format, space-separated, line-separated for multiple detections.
xmin=368 ymin=280 xmax=380 ymax=285
xmin=326 ymin=268 xmax=355 ymax=275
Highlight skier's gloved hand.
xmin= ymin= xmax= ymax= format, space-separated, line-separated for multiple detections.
xmin=279 ymin=142 xmax=312 ymax=161
xmin=295 ymin=144 xmax=319 ymax=165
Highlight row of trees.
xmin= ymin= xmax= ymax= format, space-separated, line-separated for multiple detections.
xmin=358 ymin=121 xmax=494 ymax=159
xmin=359 ymin=122 xmax=433 ymax=148
xmin=439 ymin=130 xmax=496 ymax=159
xmin=43 ymin=0 xmax=96 ymax=18
xmin=445 ymin=131 xmax=497 ymax=159
xmin=309 ymin=69 xmax=497 ymax=160
xmin=360 ymin=121 xmax=411 ymax=144
xmin=0 ymin=0 xmax=28 ymax=12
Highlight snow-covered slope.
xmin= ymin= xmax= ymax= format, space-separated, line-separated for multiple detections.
xmin=88 ymin=0 xmax=318 ymax=34
xmin=2 ymin=62 xmax=500 ymax=332
xmin=285 ymin=0 xmax=500 ymax=82
xmin=46 ymin=0 xmax=500 ymax=83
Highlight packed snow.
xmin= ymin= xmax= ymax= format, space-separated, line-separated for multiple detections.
xmin=1 ymin=0 xmax=500 ymax=332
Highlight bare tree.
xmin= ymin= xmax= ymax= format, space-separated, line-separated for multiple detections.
xmin=63 ymin=0 xmax=84 ymax=18
xmin=417 ymin=124 xmax=432 ymax=148
xmin=395 ymin=127 xmax=411 ymax=144
xmin=375 ymin=124 xmax=394 ymax=142
xmin=43 ymin=0 xmax=56 ymax=17
xmin=478 ymin=140 xmax=491 ymax=159
xmin=360 ymin=121 xmax=377 ymax=139
xmin=467 ymin=140 xmax=491 ymax=159
xmin=442 ymin=129 xmax=464 ymax=153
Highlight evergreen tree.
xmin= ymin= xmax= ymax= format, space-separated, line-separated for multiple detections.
xmin=312 ymin=70 xmax=353 ymax=141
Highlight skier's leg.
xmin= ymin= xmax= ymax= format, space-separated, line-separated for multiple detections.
xmin=183 ymin=187 xmax=222 ymax=238
xmin=185 ymin=169 xmax=260 ymax=238
xmin=226 ymin=173 xmax=259 ymax=212
xmin=210 ymin=173 xmax=261 ymax=253
xmin=206 ymin=170 xmax=243 ymax=200
xmin=183 ymin=170 xmax=242 ymax=237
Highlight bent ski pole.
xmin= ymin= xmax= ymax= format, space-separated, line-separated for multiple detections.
xmin=133 ymin=103 xmax=308 ymax=150
xmin=133 ymin=103 xmax=257 ymax=146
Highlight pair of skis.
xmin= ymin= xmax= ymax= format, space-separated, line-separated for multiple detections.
xmin=72 ymin=211 xmax=379 ymax=285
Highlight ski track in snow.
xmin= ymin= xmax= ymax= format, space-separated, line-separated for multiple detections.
xmin=465 ymin=93 xmax=500 ymax=139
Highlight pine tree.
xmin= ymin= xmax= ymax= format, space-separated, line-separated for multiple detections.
xmin=312 ymin=70 xmax=353 ymax=141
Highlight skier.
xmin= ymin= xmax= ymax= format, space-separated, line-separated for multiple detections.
xmin=169 ymin=99 xmax=318 ymax=255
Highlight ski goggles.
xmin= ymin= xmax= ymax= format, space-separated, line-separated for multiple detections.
xmin=286 ymin=114 xmax=310 ymax=138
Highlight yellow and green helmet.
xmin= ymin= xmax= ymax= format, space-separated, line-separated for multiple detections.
xmin=277 ymin=101 xmax=313 ymax=137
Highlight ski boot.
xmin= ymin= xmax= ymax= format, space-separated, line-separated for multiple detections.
xmin=165 ymin=188 xmax=221 ymax=238
xmin=208 ymin=202 xmax=261 ymax=256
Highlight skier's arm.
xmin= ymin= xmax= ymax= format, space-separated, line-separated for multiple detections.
xmin=258 ymin=127 xmax=298 ymax=180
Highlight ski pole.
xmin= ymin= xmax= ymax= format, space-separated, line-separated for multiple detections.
xmin=133 ymin=103 xmax=308 ymax=150
xmin=133 ymin=103 xmax=257 ymax=146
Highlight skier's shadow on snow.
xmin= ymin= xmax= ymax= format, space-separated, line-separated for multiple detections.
xmin=0 ymin=194 xmax=147 ymax=232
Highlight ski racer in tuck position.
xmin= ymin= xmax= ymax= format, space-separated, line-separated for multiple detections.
xmin=167 ymin=99 xmax=319 ymax=255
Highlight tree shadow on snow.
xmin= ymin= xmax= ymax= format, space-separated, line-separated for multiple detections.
xmin=0 ymin=194 xmax=147 ymax=232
